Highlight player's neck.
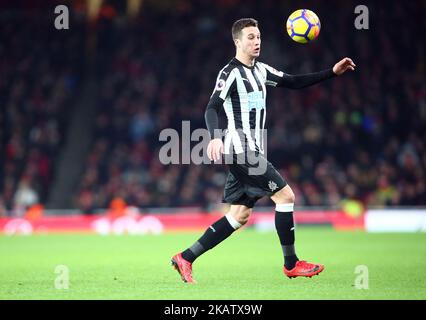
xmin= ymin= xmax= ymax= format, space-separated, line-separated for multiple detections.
xmin=235 ymin=52 xmax=255 ymax=67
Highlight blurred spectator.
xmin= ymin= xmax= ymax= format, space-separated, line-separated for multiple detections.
xmin=0 ymin=197 xmax=7 ymax=217
xmin=13 ymin=178 xmax=39 ymax=217
xmin=24 ymin=204 xmax=44 ymax=221
xmin=107 ymin=197 xmax=128 ymax=219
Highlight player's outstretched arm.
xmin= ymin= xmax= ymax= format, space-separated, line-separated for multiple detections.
xmin=260 ymin=57 xmax=356 ymax=90
xmin=276 ymin=69 xmax=335 ymax=89
xmin=332 ymin=57 xmax=356 ymax=75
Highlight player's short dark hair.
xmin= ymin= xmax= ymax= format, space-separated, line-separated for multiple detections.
xmin=232 ymin=18 xmax=259 ymax=40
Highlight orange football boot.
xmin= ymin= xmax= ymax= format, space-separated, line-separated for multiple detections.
xmin=283 ymin=260 xmax=324 ymax=278
xmin=171 ymin=253 xmax=196 ymax=283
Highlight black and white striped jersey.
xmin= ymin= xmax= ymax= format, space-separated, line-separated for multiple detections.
xmin=205 ymin=57 xmax=335 ymax=155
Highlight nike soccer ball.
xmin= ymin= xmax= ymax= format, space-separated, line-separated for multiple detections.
xmin=286 ymin=9 xmax=321 ymax=43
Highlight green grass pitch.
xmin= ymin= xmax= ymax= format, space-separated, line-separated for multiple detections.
xmin=1 ymin=227 xmax=426 ymax=299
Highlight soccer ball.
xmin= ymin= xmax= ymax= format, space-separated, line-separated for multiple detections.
xmin=286 ymin=9 xmax=321 ymax=43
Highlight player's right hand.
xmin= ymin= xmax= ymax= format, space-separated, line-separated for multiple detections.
xmin=333 ymin=57 xmax=356 ymax=75
xmin=207 ymin=138 xmax=224 ymax=162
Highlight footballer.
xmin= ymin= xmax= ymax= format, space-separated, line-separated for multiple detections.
xmin=172 ymin=18 xmax=355 ymax=283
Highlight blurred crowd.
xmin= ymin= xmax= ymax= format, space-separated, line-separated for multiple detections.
xmin=1 ymin=0 xmax=425 ymax=215
xmin=0 ymin=8 xmax=84 ymax=215
xmin=75 ymin=0 xmax=425 ymax=212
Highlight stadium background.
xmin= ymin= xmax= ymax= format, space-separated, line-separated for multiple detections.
xmin=0 ymin=0 xmax=425 ymax=300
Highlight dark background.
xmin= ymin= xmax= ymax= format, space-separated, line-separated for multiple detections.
xmin=0 ymin=0 xmax=424 ymax=215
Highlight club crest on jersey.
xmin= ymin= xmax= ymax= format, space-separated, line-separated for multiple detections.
xmin=215 ymin=79 xmax=226 ymax=91
xmin=268 ymin=180 xmax=278 ymax=192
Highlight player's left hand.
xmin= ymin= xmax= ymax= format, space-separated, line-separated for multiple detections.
xmin=333 ymin=57 xmax=356 ymax=75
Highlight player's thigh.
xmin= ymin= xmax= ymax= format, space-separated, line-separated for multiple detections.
xmin=230 ymin=152 xmax=286 ymax=193
xmin=228 ymin=204 xmax=252 ymax=225
xmin=270 ymin=184 xmax=295 ymax=204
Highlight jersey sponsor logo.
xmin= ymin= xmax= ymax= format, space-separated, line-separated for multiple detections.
xmin=215 ymin=79 xmax=226 ymax=91
xmin=247 ymin=91 xmax=265 ymax=111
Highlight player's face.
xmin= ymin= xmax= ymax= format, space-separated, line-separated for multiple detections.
xmin=237 ymin=26 xmax=261 ymax=58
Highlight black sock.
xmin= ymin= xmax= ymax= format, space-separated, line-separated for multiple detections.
xmin=275 ymin=209 xmax=299 ymax=270
xmin=181 ymin=215 xmax=239 ymax=263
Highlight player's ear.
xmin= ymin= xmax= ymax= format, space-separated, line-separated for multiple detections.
xmin=234 ymin=38 xmax=240 ymax=49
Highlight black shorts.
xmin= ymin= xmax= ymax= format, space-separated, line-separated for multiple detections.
xmin=222 ymin=151 xmax=287 ymax=208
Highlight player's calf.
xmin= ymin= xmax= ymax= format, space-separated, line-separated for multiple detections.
xmin=227 ymin=205 xmax=252 ymax=226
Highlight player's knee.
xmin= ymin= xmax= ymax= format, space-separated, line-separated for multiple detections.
xmin=272 ymin=185 xmax=295 ymax=204
xmin=229 ymin=206 xmax=252 ymax=226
